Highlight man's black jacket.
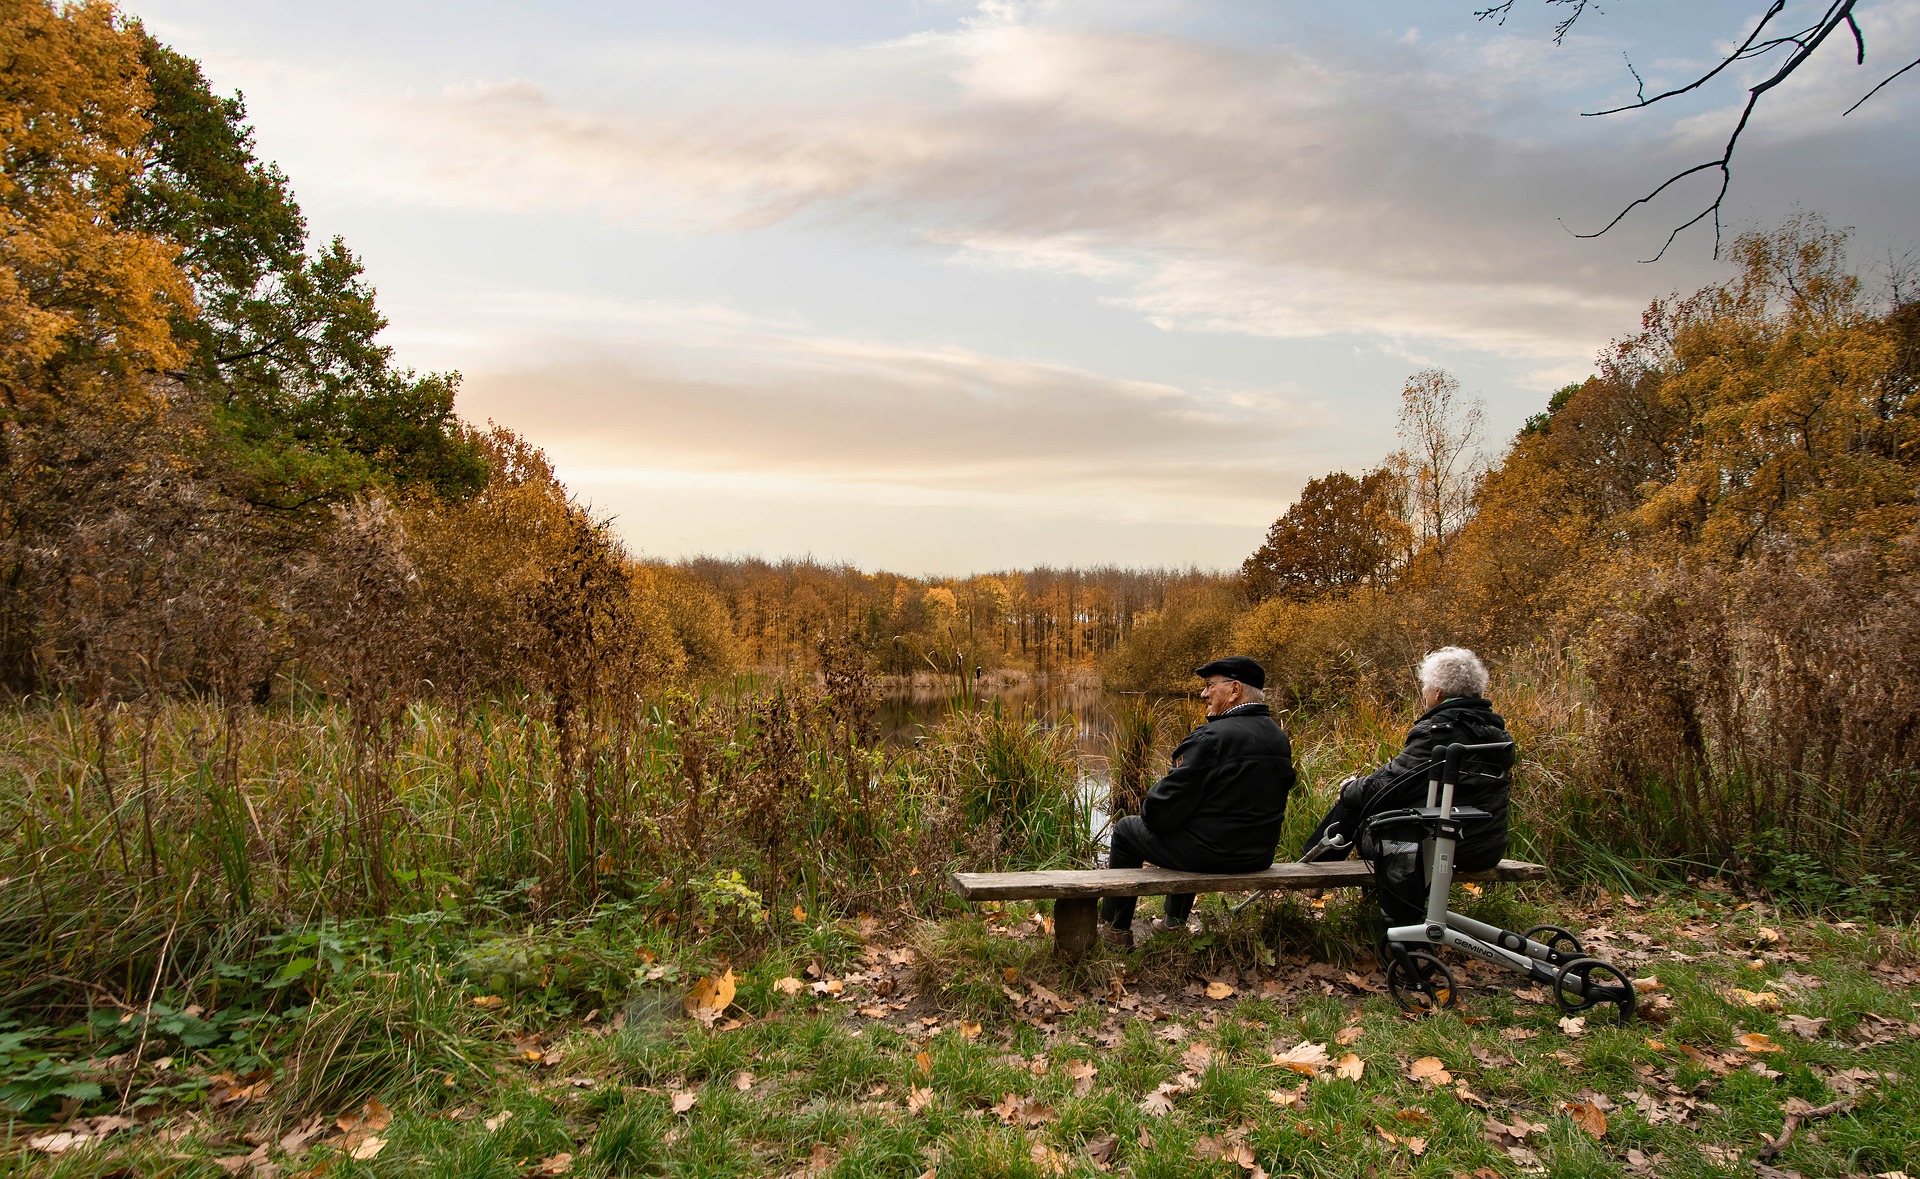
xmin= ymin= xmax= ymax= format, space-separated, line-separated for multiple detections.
xmin=1333 ymin=696 xmax=1514 ymax=869
xmin=1140 ymin=702 xmax=1295 ymax=870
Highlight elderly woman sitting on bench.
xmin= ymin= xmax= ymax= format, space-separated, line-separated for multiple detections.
xmin=1300 ymin=646 xmax=1514 ymax=919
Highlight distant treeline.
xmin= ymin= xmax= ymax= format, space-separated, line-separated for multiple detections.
xmin=676 ymin=558 xmax=1230 ymax=677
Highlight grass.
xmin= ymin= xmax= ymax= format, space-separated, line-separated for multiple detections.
xmin=14 ymin=884 xmax=1913 ymax=1177
xmin=3 ymin=684 xmax=1917 ymax=1174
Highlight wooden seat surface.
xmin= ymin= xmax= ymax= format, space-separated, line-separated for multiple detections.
xmin=949 ymin=858 xmax=1548 ymax=902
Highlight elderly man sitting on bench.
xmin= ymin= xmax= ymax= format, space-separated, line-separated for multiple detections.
xmin=1100 ymin=656 xmax=1296 ymax=949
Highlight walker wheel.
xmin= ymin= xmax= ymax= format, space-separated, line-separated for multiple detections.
xmin=1552 ymin=957 xmax=1636 ymax=1024
xmin=1386 ymin=949 xmax=1458 ymax=1015
xmin=1523 ymin=924 xmax=1587 ymax=961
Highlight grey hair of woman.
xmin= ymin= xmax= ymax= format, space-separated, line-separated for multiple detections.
xmin=1419 ymin=646 xmax=1489 ymax=699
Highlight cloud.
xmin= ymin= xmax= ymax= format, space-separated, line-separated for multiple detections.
xmin=445 ymin=290 xmax=1332 ymax=525
xmin=213 ymin=14 xmax=1776 ymax=361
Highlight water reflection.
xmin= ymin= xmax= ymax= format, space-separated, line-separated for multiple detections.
xmin=878 ymin=676 xmax=1176 ymax=850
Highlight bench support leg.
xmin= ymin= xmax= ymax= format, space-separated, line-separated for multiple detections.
xmin=1054 ymin=898 xmax=1098 ymax=960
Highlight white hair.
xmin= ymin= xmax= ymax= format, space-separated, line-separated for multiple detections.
xmin=1419 ymin=647 xmax=1489 ymax=699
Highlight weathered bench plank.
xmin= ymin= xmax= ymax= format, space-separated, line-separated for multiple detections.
xmin=950 ymin=857 xmax=1548 ymax=902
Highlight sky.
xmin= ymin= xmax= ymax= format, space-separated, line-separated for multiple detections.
xmin=128 ymin=0 xmax=1920 ymax=575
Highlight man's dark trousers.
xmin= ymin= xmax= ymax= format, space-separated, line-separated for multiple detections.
xmin=1099 ymin=815 xmax=1230 ymax=930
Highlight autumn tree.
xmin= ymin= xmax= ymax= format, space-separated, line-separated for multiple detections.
xmin=1389 ymin=368 xmax=1485 ymax=563
xmin=123 ymin=32 xmax=485 ymax=512
xmin=1241 ymin=468 xmax=1403 ymax=601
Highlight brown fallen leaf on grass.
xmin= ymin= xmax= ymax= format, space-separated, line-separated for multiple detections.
xmin=991 ymin=1092 xmax=1056 ymax=1127
xmin=1375 ymin=1127 xmax=1427 ymax=1155
xmin=959 ymin=1020 xmax=983 ymax=1039
xmin=733 ymin=1071 xmax=755 ymax=1091
xmin=1272 ymin=1041 xmax=1330 ymax=1076
xmin=907 ymin=1086 xmax=934 ymax=1114
xmin=1267 ymin=1084 xmax=1306 ymax=1107
xmin=484 ymin=1111 xmax=514 ymax=1132
xmin=1065 ymin=1059 xmax=1099 ymax=1097
xmin=1205 ymin=981 xmax=1236 ymax=1000
xmin=472 ymin=994 xmax=506 ymax=1009
xmin=1086 ymin=1132 xmax=1119 ymax=1168
xmin=1728 ymin=988 xmax=1783 ymax=1013
xmin=1782 ymin=1014 xmax=1829 ymax=1040
xmin=684 ymin=969 xmax=737 ymax=1026
xmin=1407 ymin=1057 xmax=1451 ymax=1085
xmin=1181 ymin=1042 xmax=1214 ymax=1072
xmin=1500 ymin=1027 xmax=1540 ymax=1041
xmin=1335 ymin=1025 xmax=1364 ymax=1046
xmin=914 ymin=1050 xmax=932 ymax=1075
xmin=671 ymin=1090 xmax=697 ymax=1114
xmin=349 ymin=1136 xmax=388 ymax=1161
xmin=1334 ymin=1053 xmax=1365 ymax=1081
xmin=1559 ymin=1015 xmax=1587 ymax=1036
xmin=532 ymin=1152 xmax=573 ymax=1176
xmin=1737 ymin=1032 xmax=1782 ymax=1053
xmin=772 ymin=976 xmax=804 ymax=995
xmin=1560 ymin=1099 xmax=1607 ymax=1137
xmin=1156 ymin=1023 xmax=1190 ymax=1043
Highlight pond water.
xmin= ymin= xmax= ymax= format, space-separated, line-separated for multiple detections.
xmin=876 ymin=677 xmax=1178 ymax=849
xmin=875 ymin=676 xmax=1122 ymax=757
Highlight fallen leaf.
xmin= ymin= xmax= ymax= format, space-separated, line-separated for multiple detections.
xmin=1561 ymin=1099 xmax=1607 ymax=1138
xmin=349 ymin=1136 xmax=387 ymax=1161
xmin=671 ymin=1090 xmax=698 ymax=1114
xmin=772 ymin=976 xmax=805 ymax=995
xmin=907 ymin=1086 xmax=934 ymax=1114
xmin=734 ymin=1071 xmax=755 ymax=1091
xmin=1728 ymin=988 xmax=1783 ymax=1013
xmin=914 ymin=1051 xmax=932 ymax=1075
xmin=1408 ymin=1056 xmax=1452 ymax=1085
xmin=959 ymin=1020 xmax=983 ymax=1039
xmin=857 ymin=1005 xmax=889 ymax=1019
xmin=1272 ymin=1041 xmax=1331 ymax=1076
xmin=25 ymin=1131 xmax=95 ymax=1155
xmin=793 ymin=905 xmax=807 ymax=922
xmin=1334 ymin=1053 xmax=1364 ymax=1081
xmin=1205 ymin=981 xmax=1236 ymax=1000
xmin=1266 ymin=1085 xmax=1304 ymax=1107
xmin=1156 ymin=1023 xmax=1190 ymax=1043
xmin=1065 ymin=1059 xmax=1099 ymax=1097
xmin=1559 ymin=1016 xmax=1587 ymax=1037
xmin=533 ymin=1152 xmax=573 ymax=1176
xmin=1737 ymin=1032 xmax=1782 ymax=1054
xmin=1335 ymin=1025 xmax=1364 ymax=1046
xmin=684 ymin=969 xmax=738 ymax=1026
xmin=484 ymin=1111 xmax=514 ymax=1132
xmin=1086 ymin=1132 xmax=1119 ymax=1167
xmin=1375 ymin=1127 xmax=1428 ymax=1155
xmin=1632 ymin=976 xmax=1663 ymax=993
xmin=1782 ymin=1014 xmax=1829 ymax=1040
xmin=472 ymin=994 xmax=506 ymax=1009
xmin=1181 ymin=1042 xmax=1214 ymax=1073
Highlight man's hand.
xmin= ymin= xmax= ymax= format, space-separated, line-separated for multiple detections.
xmin=1337 ymin=773 xmax=1368 ymax=805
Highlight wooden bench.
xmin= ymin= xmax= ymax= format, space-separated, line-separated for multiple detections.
xmin=949 ymin=859 xmax=1550 ymax=959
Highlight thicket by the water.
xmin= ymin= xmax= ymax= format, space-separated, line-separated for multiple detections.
xmin=1108 ymin=217 xmax=1920 ymax=906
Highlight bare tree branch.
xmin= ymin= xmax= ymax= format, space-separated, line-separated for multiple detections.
xmin=1844 ymin=52 xmax=1920 ymax=114
xmin=1582 ymin=1 xmax=1787 ymax=117
xmin=1492 ymin=2 xmax=1918 ymax=259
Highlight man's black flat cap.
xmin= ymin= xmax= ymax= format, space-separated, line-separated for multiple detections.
xmin=1194 ymin=655 xmax=1265 ymax=689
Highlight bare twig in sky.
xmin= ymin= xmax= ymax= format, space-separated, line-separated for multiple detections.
xmin=1476 ymin=2 xmax=1917 ymax=260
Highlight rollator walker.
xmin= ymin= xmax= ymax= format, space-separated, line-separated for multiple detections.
xmin=1319 ymin=740 xmax=1637 ymax=1022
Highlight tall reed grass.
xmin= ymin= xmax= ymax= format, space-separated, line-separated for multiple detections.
xmin=0 ymin=681 xmax=1091 ymax=1013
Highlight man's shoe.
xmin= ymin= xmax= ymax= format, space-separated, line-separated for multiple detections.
xmin=1100 ymin=923 xmax=1134 ymax=951
xmin=1144 ymin=917 xmax=1197 ymax=938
